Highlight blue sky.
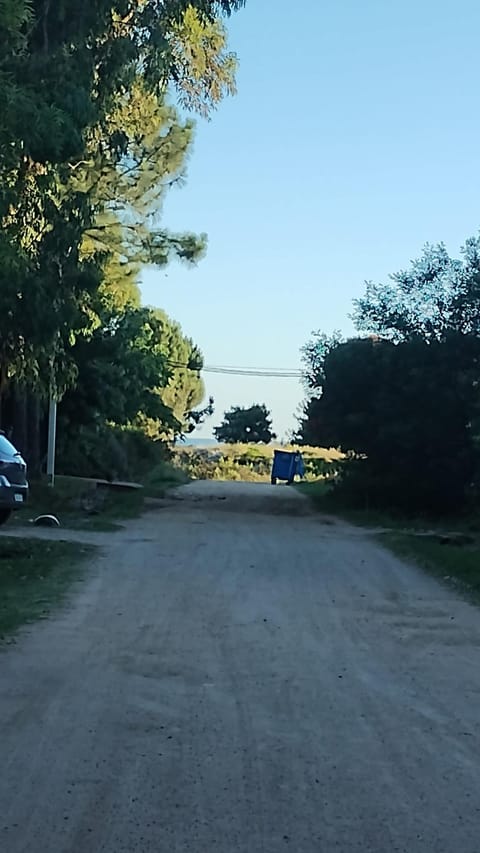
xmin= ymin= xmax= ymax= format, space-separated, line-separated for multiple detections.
xmin=141 ymin=0 xmax=480 ymax=439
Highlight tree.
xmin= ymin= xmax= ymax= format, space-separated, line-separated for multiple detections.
xmin=0 ymin=0 xmax=246 ymax=410
xmin=299 ymin=336 xmax=479 ymax=511
xmin=55 ymin=303 xmax=212 ymax=478
xmin=167 ymin=4 xmax=239 ymax=117
xmin=0 ymin=0 xmax=246 ymax=476
xmin=299 ymin=237 xmax=480 ymax=513
xmin=2 ymin=1 xmax=245 ymax=169
xmin=300 ymin=331 xmax=343 ymax=392
xmin=352 ymin=237 xmax=480 ymax=341
xmin=57 ymin=306 xmax=211 ymax=479
xmin=59 ymin=88 xmax=211 ymax=443
xmin=77 ymin=80 xmax=207 ymax=314
xmin=214 ymin=405 xmax=276 ymax=444
xmin=151 ymin=309 xmax=207 ymax=436
xmin=59 ymin=305 xmax=207 ymax=436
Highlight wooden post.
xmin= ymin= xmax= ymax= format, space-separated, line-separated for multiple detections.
xmin=47 ymin=398 xmax=57 ymax=487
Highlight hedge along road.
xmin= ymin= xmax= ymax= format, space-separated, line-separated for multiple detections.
xmin=0 ymin=480 xmax=479 ymax=853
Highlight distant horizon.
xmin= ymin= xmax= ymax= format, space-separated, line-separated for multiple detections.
xmin=180 ymin=436 xmax=218 ymax=446
xmin=179 ymin=435 xmax=301 ymax=447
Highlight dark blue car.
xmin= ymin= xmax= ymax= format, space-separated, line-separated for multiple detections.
xmin=0 ymin=433 xmax=28 ymax=525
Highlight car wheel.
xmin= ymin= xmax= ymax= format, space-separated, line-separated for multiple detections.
xmin=271 ymin=477 xmax=277 ymax=485
xmin=0 ymin=509 xmax=12 ymax=526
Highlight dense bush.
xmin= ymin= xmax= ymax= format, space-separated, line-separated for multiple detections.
xmin=56 ymin=424 xmax=171 ymax=482
xmin=298 ymin=238 xmax=480 ymax=515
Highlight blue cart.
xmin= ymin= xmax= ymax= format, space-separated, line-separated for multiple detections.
xmin=271 ymin=450 xmax=305 ymax=485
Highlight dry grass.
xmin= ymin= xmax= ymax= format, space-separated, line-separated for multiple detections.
xmin=205 ymin=443 xmax=342 ymax=461
xmin=173 ymin=444 xmax=342 ymax=483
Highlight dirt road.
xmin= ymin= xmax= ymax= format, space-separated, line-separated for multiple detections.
xmin=1 ymin=481 xmax=480 ymax=852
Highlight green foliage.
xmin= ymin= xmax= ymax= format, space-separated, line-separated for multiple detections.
xmin=299 ymin=237 xmax=480 ymax=514
xmin=214 ymin=404 xmax=276 ymax=444
xmin=0 ymin=175 xmax=101 ymax=396
xmin=294 ymin=479 xmax=333 ymax=507
xmin=175 ymin=444 xmax=339 ymax=483
xmin=300 ymin=330 xmax=343 ymax=391
xmin=380 ymin=532 xmax=480 ymax=601
xmin=353 ymin=237 xmax=480 ymax=340
xmin=0 ymin=0 xmax=245 ymax=439
xmin=57 ymin=304 xmax=207 ymax=457
xmin=56 ymin=423 xmax=169 ymax=483
xmin=152 ymin=311 xmax=208 ymax=437
xmin=0 ymin=536 xmax=93 ymax=640
xmin=302 ymin=454 xmax=342 ymax=480
xmin=142 ymin=458 xmax=189 ymax=495
xmin=54 ymin=78 xmax=211 ymax=464
xmin=1 ymin=1 xmax=244 ymax=170
xmin=60 ymin=308 xmax=173 ymax=430
xmin=177 ymin=447 xmax=272 ymax=481
xmin=78 ymin=81 xmax=207 ymax=308
xmin=169 ymin=4 xmax=238 ymax=116
xmin=14 ymin=476 xmax=145 ymax=531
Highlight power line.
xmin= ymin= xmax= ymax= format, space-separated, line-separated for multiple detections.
xmin=204 ymin=367 xmax=302 ymax=377
xmin=166 ymin=360 xmax=303 ymax=378
xmin=207 ymin=364 xmax=301 ymax=372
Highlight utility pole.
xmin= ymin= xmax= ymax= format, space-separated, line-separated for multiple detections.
xmin=46 ymin=397 xmax=57 ymax=487
xmin=47 ymin=347 xmax=57 ymax=488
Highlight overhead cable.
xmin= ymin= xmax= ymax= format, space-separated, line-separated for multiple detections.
xmin=166 ymin=361 xmax=302 ymax=378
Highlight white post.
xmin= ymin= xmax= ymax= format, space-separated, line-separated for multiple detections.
xmin=47 ymin=398 xmax=57 ymax=487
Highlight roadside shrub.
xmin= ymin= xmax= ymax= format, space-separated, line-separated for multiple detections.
xmin=173 ymin=444 xmax=342 ymax=483
xmin=57 ymin=424 xmax=170 ymax=482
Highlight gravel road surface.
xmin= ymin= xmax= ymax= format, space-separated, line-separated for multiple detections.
xmin=1 ymin=481 xmax=479 ymax=852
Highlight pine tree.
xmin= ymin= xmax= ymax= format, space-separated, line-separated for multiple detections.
xmin=0 ymin=0 xmax=245 ymax=406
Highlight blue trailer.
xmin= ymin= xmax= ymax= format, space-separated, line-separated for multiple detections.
xmin=271 ymin=450 xmax=305 ymax=485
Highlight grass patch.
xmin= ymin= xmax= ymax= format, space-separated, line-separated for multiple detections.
xmin=296 ymin=481 xmax=480 ymax=534
xmin=87 ymin=488 xmax=145 ymax=530
xmin=11 ymin=462 xmax=187 ymax=532
xmin=296 ymin=479 xmax=412 ymax=527
xmin=12 ymin=477 xmax=145 ymax=532
xmin=296 ymin=479 xmax=335 ymax=505
xmin=295 ymin=480 xmax=396 ymax=527
xmin=142 ymin=459 xmax=189 ymax=498
xmin=379 ymin=532 xmax=480 ymax=599
xmin=298 ymin=480 xmax=480 ymax=599
xmin=0 ymin=537 xmax=94 ymax=640
xmin=297 ymin=463 xmax=480 ymax=604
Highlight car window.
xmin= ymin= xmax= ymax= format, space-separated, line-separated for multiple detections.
xmin=0 ymin=435 xmax=18 ymax=456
